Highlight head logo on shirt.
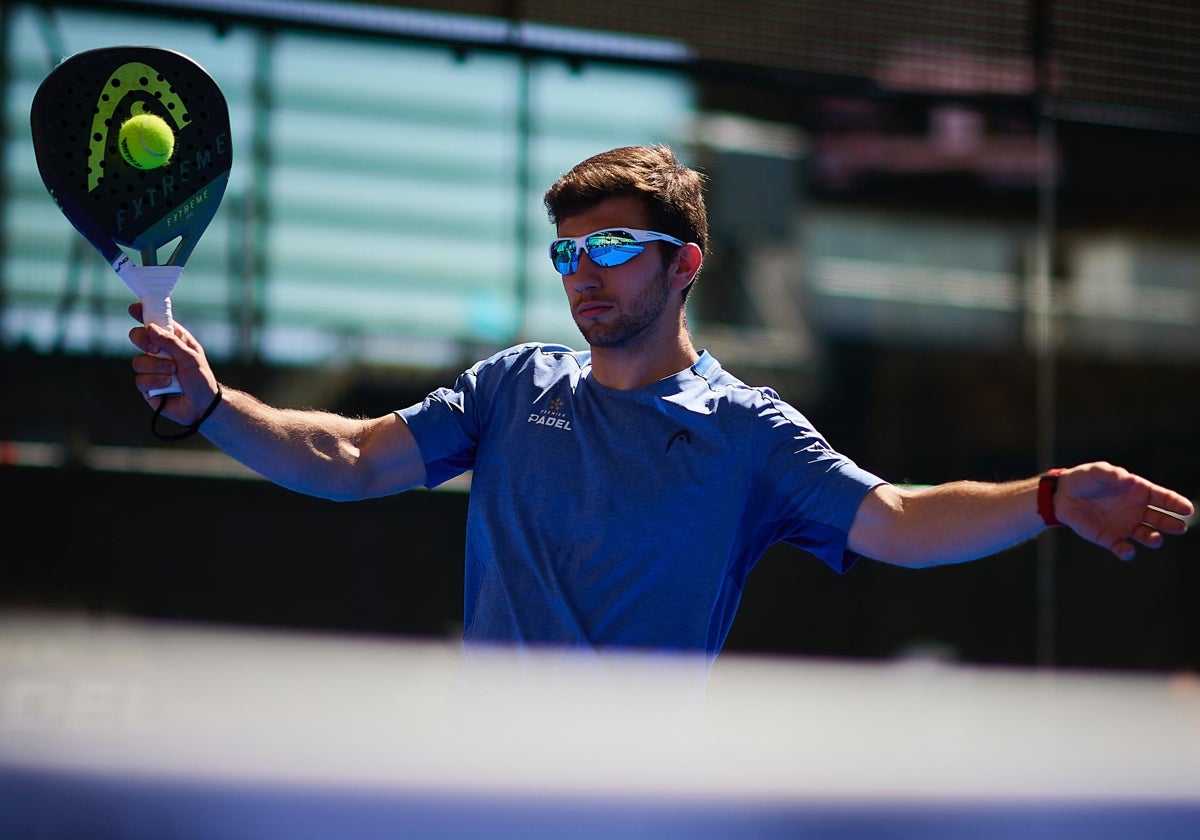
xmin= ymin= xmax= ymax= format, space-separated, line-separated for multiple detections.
xmin=665 ymin=428 xmax=692 ymax=453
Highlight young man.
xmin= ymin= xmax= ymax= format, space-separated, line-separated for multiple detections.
xmin=129 ymin=145 xmax=1193 ymax=655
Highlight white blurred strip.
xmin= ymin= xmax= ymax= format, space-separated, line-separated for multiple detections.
xmin=2 ymin=610 xmax=1199 ymax=803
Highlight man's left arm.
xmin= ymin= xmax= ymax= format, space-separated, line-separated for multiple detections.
xmin=847 ymin=461 xmax=1193 ymax=568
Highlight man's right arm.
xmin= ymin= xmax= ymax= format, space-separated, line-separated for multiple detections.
xmin=201 ymin=388 xmax=427 ymax=501
xmin=130 ymin=310 xmax=427 ymax=501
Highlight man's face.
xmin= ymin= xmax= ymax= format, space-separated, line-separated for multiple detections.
xmin=555 ymin=196 xmax=674 ymax=351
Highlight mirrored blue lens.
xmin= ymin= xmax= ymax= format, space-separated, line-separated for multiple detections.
xmin=585 ymin=232 xmax=644 ymax=267
xmin=550 ymin=239 xmax=579 ymax=274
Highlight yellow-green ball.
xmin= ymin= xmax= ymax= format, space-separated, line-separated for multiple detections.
xmin=119 ymin=113 xmax=175 ymax=170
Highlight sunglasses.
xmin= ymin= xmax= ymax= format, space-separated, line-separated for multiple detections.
xmin=549 ymin=228 xmax=685 ymax=275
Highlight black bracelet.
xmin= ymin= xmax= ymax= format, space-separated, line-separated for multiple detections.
xmin=151 ymin=384 xmax=223 ymax=442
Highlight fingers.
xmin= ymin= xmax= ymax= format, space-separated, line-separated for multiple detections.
xmin=1113 ymin=528 xmax=1164 ymax=563
xmin=1131 ymin=522 xmax=1164 ymax=550
xmin=129 ymin=320 xmax=184 ymax=400
xmin=1147 ymin=504 xmax=1190 ymax=536
xmin=170 ymin=319 xmax=201 ymax=349
xmin=129 ymin=322 xmax=168 ymax=356
xmin=131 ymin=349 xmax=178 ymax=399
xmin=1110 ymin=539 xmax=1136 ymax=563
xmin=129 ymin=320 xmax=186 ymax=356
xmin=1108 ymin=523 xmax=1156 ymax=562
xmin=131 ymin=350 xmax=175 ymax=377
xmin=128 ymin=324 xmax=151 ymax=353
xmin=1148 ymin=486 xmax=1196 ymax=521
xmin=1108 ymin=507 xmax=1188 ymax=562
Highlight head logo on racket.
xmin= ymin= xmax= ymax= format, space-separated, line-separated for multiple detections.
xmin=86 ymin=62 xmax=190 ymax=192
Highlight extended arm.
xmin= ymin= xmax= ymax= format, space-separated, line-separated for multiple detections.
xmin=848 ymin=462 xmax=1193 ymax=568
xmin=196 ymin=388 xmax=426 ymax=501
xmin=129 ymin=306 xmax=427 ymax=501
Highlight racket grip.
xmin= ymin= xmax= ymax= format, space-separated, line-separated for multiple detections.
xmin=116 ymin=263 xmax=185 ymax=398
xmin=140 ymin=296 xmax=182 ymax=397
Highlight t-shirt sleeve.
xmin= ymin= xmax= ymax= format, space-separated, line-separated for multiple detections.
xmin=779 ymin=460 xmax=885 ymax=574
xmin=396 ymin=366 xmax=484 ymax=489
xmin=397 ymin=343 xmax=577 ymax=490
xmin=752 ymin=394 xmax=887 ymax=573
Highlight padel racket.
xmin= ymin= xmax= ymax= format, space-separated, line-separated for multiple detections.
xmin=30 ymin=46 xmax=232 ymax=396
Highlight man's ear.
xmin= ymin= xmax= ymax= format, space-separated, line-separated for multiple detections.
xmin=669 ymin=243 xmax=704 ymax=291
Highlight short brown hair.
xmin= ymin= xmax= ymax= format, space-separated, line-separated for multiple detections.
xmin=543 ymin=145 xmax=709 ymax=257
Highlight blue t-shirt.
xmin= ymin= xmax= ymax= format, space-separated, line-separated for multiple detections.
xmin=398 ymin=344 xmax=885 ymax=654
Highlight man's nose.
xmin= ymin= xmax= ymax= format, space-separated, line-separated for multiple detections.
xmin=571 ymin=258 xmax=602 ymax=291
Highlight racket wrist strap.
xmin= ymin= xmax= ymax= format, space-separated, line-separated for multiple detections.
xmin=1037 ymin=468 xmax=1066 ymax=528
xmin=151 ymin=384 xmax=223 ymax=442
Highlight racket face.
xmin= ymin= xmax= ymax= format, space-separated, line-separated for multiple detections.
xmin=30 ymin=46 xmax=232 ymax=267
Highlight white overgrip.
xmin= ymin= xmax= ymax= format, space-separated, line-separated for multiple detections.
xmin=115 ymin=260 xmax=186 ymax=397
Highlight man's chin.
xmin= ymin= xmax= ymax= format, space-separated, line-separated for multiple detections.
xmin=580 ymin=323 xmax=649 ymax=350
xmin=578 ymin=325 xmax=619 ymax=349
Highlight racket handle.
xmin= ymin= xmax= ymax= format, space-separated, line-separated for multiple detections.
xmin=116 ymin=262 xmax=185 ymax=398
xmin=140 ymin=295 xmax=182 ymax=397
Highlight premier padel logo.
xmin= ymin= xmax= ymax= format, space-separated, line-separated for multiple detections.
xmin=528 ymin=396 xmax=573 ymax=432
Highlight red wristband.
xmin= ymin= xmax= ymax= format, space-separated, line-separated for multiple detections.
xmin=1037 ymin=468 xmax=1066 ymax=527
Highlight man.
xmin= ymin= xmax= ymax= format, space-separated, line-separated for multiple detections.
xmin=129 ymin=145 xmax=1193 ymax=655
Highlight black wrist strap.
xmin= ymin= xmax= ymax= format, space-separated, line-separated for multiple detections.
xmin=151 ymin=384 xmax=223 ymax=442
